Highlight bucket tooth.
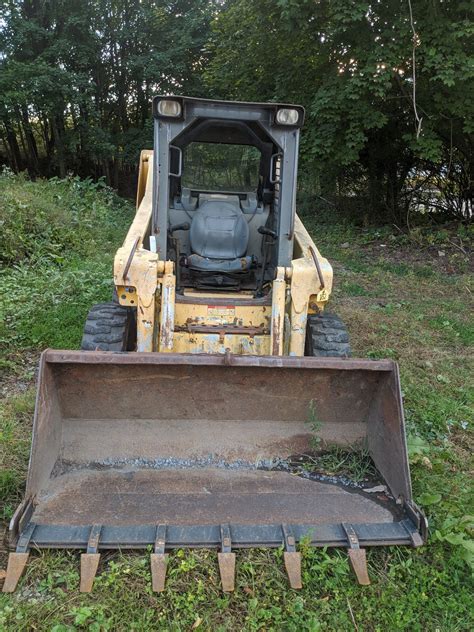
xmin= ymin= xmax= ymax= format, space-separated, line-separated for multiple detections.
xmin=150 ymin=553 xmax=168 ymax=592
xmin=348 ymin=549 xmax=370 ymax=586
xmin=281 ymin=525 xmax=302 ymax=589
xmin=151 ymin=524 xmax=168 ymax=592
xmin=284 ymin=551 xmax=302 ymax=589
xmin=80 ymin=553 xmax=101 ymax=593
xmin=342 ymin=523 xmax=371 ymax=586
xmin=2 ymin=553 xmax=29 ymax=593
xmin=218 ymin=552 xmax=236 ymax=592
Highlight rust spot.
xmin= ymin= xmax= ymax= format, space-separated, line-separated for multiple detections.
xmin=161 ymin=316 xmax=173 ymax=348
xmin=268 ymin=433 xmax=314 ymax=455
xmin=272 ymin=314 xmax=282 ymax=355
xmin=176 ymin=324 xmax=268 ymax=336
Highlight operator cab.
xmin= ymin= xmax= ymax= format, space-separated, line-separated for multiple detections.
xmin=152 ymin=96 xmax=304 ymax=293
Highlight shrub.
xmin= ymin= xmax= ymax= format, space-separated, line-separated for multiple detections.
xmin=0 ymin=170 xmax=130 ymax=264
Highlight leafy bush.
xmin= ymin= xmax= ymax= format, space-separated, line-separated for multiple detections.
xmin=0 ymin=170 xmax=130 ymax=264
xmin=0 ymin=172 xmax=132 ymax=352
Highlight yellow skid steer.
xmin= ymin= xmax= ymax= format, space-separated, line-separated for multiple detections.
xmin=4 ymin=97 xmax=426 ymax=594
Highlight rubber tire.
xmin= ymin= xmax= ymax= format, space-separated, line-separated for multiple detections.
xmin=81 ymin=302 xmax=136 ymax=351
xmin=305 ymin=312 xmax=351 ymax=358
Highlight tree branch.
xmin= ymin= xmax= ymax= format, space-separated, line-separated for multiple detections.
xmin=407 ymin=0 xmax=423 ymax=138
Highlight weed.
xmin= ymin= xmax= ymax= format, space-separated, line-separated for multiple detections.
xmin=377 ymin=261 xmax=411 ymax=276
xmin=0 ymin=389 xmax=35 ymax=517
xmin=0 ymin=174 xmax=132 ymax=360
xmin=0 ymin=172 xmax=130 ymax=265
xmin=413 ymin=265 xmax=436 ymax=278
xmin=340 ymin=281 xmax=371 ymax=296
xmin=428 ymin=315 xmax=474 ymax=346
xmin=313 ymin=447 xmax=377 ymax=482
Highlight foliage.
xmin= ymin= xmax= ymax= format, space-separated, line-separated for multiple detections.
xmin=205 ymin=0 xmax=473 ymax=222
xmin=1 ymin=1 xmax=472 ymax=220
xmin=0 ymin=0 xmax=217 ymax=193
xmin=0 ymin=169 xmax=130 ymax=264
xmin=0 ymin=172 xmax=133 ymax=353
xmin=0 ymin=174 xmax=473 ymax=629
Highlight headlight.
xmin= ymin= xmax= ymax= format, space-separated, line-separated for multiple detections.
xmin=157 ymin=99 xmax=182 ymax=117
xmin=276 ymin=108 xmax=299 ymax=125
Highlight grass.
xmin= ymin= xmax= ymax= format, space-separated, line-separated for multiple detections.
xmin=307 ymin=448 xmax=378 ymax=482
xmin=0 ymin=391 xmax=35 ymax=520
xmin=0 ymin=171 xmax=131 ymax=355
xmin=1 ymin=173 xmax=473 ymax=630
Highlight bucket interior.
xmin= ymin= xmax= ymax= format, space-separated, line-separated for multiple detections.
xmin=22 ymin=352 xmax=413 ymax=541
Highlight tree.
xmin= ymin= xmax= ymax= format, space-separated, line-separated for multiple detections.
xmin=1 ymin=0 xmax=471 ymax=220
xmin=0 ymin=0 xmax=218 ymax=191
xmin=205 ymin=0 xmax=473 ymax=222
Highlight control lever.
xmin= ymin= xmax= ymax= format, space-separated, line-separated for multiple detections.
xmin=258 ymin=226 xmax=277 ymax=239
xmin=170 ymin=222 xmax=190 ymax=233
xmin=256 ymin=226 xmax=277 ymax=297
xmin=169 ymin=222 xmax=190 ymax=293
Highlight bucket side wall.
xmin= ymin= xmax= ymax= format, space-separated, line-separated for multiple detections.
xmin=25 ymin=356 xmax=63 ymax=498
xmin=367 ymin=367 xmax=412 ymax=501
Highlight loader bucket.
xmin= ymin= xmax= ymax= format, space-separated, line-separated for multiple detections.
xmin=7 ymin=350 xmax=426 ymax=591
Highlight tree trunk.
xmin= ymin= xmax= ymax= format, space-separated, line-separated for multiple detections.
xmin=51 ymin=116 xmax=66 ymax=178
xmin=20 ymin=106 xmax=40 ymax=176
xmin=1 ymin=116 xmax=23 ymax=171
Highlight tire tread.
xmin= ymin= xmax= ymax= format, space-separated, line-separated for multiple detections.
xmin=305 ymin=312 xmax=351 ymax=358
xmin=81 ymin=302 xmax=136 ymax=351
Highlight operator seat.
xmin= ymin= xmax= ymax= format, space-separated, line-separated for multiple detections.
xmin=187 ymin=196 xmax=254 ymax=273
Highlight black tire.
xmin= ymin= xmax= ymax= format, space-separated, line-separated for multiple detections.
xmin=305 ymin=312 xmax=351 ymax=358
xmin=81 ymin=302 xmax=136 ymax=351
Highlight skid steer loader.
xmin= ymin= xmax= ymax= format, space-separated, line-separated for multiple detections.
xmin=4 ymin=96 xmax=426 ymax=594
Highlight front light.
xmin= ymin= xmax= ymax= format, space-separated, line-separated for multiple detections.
xmin=276 ymin=108 xmax=299 ymax=125
xmin=157 ymin=99 xmax=182 ymax=117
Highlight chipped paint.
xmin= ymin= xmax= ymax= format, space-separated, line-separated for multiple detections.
xmin=174 ymin=301 xmax=270 ymax=330
xmin=271 ymin=268 xmax=286 ymax=356
xmin=289 ymin=307 xmax=308 ymax=357
xmin=172 ymin=332 xmax=271 ymax=355
xmin=158 ymin=261 xmax=175 ymax=352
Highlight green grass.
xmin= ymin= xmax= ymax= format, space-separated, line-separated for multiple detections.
xmin=0 ymin=175 xmax=473 ymax=630
xmin=0 ymin=390 xmax=35 ymax=520
xmin=1 ymin=544 xmax=472 ymax=630
xmin=298 ymin=448 xmax=378 ymax=482
xmin=0 ymin=172 xmax=131 ymax=355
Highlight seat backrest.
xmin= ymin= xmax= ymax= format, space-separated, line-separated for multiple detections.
xmin=190 ymin=198 xmax=249 ymax=259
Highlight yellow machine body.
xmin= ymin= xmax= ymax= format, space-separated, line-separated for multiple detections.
xmin=114 ymin=151 xmax=333 ymax=356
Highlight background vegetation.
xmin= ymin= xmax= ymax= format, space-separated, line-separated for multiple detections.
xmin=0 ymin=172 xmax=472 ymax=631
xmin=1 ymin=0 xmax=472 ymax=220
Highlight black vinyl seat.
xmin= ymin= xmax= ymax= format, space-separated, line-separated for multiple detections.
xmin=188 ymin=197 xmax=254 ymax=273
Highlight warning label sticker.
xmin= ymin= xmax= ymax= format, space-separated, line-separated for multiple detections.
xmin=207 ymin=305 xmax=235 ymax=321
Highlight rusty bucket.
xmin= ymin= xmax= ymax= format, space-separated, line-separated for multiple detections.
xmin=5 ymin=350 xmax=426 ymax=592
